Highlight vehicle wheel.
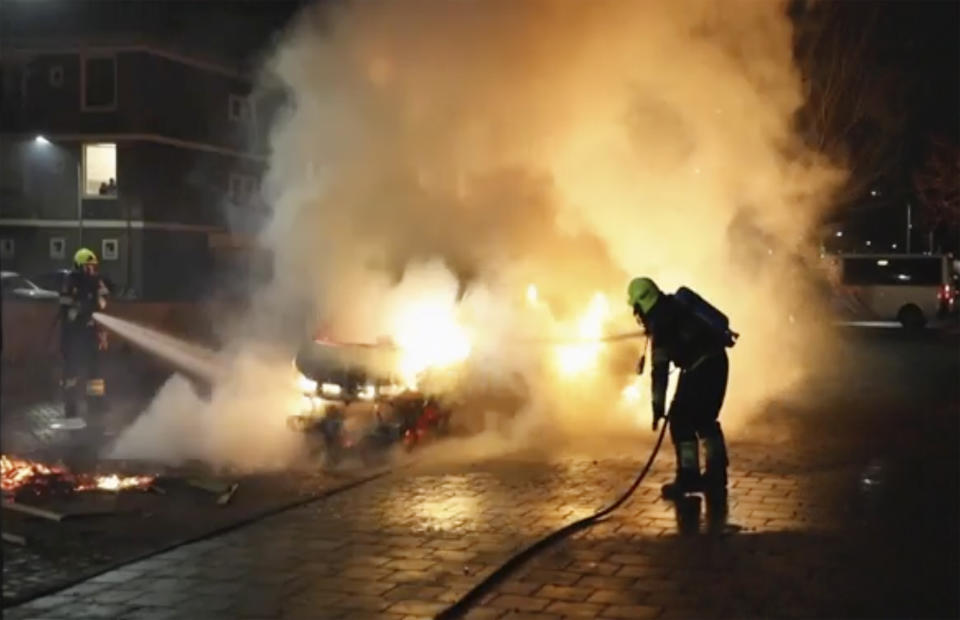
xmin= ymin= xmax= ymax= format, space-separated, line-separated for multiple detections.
xmin=897 ymin=304 xmax=926 ymax=330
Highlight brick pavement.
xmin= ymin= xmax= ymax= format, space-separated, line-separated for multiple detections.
xmin=6 ymin=434 xmax=943 ymax=620
xmin=5 ymin=328 xmax=959 ymax=620
xmin=4 ymin=311 xmax=957 ymax=620
xmin=3 ymin=456 xmax=649 ymax=620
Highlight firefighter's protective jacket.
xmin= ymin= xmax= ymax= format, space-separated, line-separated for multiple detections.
xmin=60 ymin=269 xmax=108 ymax=335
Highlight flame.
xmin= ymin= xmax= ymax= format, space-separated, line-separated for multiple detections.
xmin=555 ymin=292 xmax=610 ymax=376
xmin=75 ymin=473 xmax=155 ymax=492
xmin=2 ymin=455 xmax=67 ymax=493
xmin=621 ymin=378 xmax=642 ymax=404
xmin=2 ymin=454 xmax=154 ymax=494
xmin=390 ymin=295 xmax=472 ymax=388
xmin=526 ymin=284 xmax=539 ymax=306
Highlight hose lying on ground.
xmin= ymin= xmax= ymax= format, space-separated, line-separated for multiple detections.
xmin=435 ymin=418 xmax=670 ymax=619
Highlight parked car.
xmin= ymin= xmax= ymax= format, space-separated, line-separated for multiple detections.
xmin=32 ymin=269 xmax=120 ymax=297
xmin=1 ymin=271 xmax=59 ymax=301
xmin=30 ymin=269 xmax=72 ymax=295
xmin=823 ymin=254 xmax=956 ymax=328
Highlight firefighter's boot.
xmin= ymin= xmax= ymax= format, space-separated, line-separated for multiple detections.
xmin=661 ymin=440 xmax=703 ymax=500
xmin=85 ymin=377 xmax=107 ymax=425
xmin=703 ymin=431 xmax=729 ymax=493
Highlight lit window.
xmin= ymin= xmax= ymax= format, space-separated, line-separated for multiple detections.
xmin=83 ymin=56 xmax=116 ymax=110
xmin=83 ymin=143 xmax=117 ymax=197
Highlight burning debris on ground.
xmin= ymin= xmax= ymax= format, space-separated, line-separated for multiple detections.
xmin=0 ymin=449 xmax=371 ymax=604
xmin=1 ymin=454 xmax=156 ymax=500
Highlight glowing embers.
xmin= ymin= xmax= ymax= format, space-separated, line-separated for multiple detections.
xmin=1 ymin=454 xmax=155 ymax=496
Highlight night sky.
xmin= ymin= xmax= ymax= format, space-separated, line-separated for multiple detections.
xmin=791 ymin=0 xmax=959 ymax=250
xmin=0 ymin=0 xmax=306 ymax=69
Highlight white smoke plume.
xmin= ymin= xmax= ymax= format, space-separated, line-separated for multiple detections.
xmin=256 ymin=0 xmax=842 ymax=436
xmin=109 ymin=350 xmax=308 ymax=472
xmin=114 ymin=0 xmax=844 ymax=468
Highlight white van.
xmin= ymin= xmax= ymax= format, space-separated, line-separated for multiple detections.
xmin=823 ymin=254 xmax=957 ymax=328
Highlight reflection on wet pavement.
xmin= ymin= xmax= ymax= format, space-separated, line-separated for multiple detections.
xmin=7 ymin=442 xmax=939 ymax=619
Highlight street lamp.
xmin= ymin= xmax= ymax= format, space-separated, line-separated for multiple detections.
xmin=34 ymin=135 xmax=50 ymax=146
xmin=835 ymin=231 xmax=843 ymax=238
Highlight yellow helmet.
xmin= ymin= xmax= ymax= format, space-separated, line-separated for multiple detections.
xmin=627 ymin=277 xmax=660 ymax=314
xmin=73 ymin=247 xmax=98 ymax=268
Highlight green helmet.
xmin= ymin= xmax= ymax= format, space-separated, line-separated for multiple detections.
xmin=627 ymin=277 xmax=660 ymax=314
xmin=74 ymin=247 xmax=98 ymax=268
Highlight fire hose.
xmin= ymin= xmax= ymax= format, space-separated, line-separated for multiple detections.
xmin=436 ymin=415 xmax=670 ymax=619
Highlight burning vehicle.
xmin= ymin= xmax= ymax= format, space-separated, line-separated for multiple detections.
xmin=289 ymin=336 xmax=452 ymax=465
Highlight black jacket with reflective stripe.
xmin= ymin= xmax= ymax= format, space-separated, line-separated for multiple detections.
xmin=646 ymin=295 xmax=724 ymax=413
xmin=60 ymin=270 xmax=106 ymax=330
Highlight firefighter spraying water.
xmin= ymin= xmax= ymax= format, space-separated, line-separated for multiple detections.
xmin=628 ymin=277 xmax=738 ymax=500
xmin=56 ymin=248 xmax=110 ymax=431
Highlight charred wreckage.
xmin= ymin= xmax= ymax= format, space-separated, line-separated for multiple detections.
xmin=290 ymin=337 xmax=452 ymax=466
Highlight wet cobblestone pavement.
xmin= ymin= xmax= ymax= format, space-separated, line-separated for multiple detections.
xmin=4 ymin=330 xmax=958 ymax=619
xmin=5 ymin=432 xmax=957 ymax=619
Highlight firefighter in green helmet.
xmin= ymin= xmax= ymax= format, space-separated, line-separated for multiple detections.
xmin=628 ymin=277 xmax=736 ymax=500
xmin=58 ymin=247 xmax=109 ymax=430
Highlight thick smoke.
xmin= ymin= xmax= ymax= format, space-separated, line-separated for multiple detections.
xmin=114 ymin=0 xmax=843 ymax=468
xmin=258 ymin=0 xmax=842 ymax=437
xmin=109 ymin=350 xmax=308 ymax=472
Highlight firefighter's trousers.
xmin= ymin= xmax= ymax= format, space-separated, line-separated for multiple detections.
xmin=61 ymin=328 xmax=105 ymax=420
xmin=668 ymin=351 xmax=729 ymax=476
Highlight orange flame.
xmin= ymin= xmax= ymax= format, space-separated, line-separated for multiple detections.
xmin=1 ymin=455 xmax=68 ymax=493
xmin=1 ymin=454 xmax=154 ymax=494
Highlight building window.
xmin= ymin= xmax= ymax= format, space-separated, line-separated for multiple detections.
xmin=83 ymin=143 xmax=117 ymax=197
xmin=50 ymin=237 xmax=66 ymax=259
xmin=82 ymin=55 xmax=116 ymax=110
xmin=228 ymin=94 xmax=251 ymax=122
xmin=0 ymin=239 xmax=14 ymax=260
xmin=229 ymin=173 xmax=257 ymax=203
xmin=49 ymin=65 xmax=64 ymax=88
xmin=102 ymin=238 xmax=119 ymax=261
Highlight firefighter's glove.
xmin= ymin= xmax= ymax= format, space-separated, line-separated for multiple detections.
xmin=67 ymin=308 xmax=79 ymax=322
xmin=652 ymin=398 xmax=665 ymax=431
